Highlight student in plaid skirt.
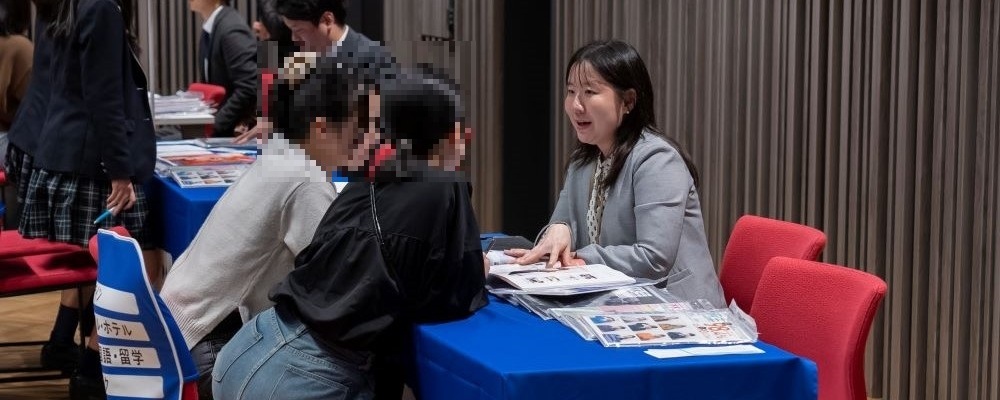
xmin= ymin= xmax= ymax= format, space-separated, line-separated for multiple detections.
xmin=4 ymin=0 xmax=157 ymax=397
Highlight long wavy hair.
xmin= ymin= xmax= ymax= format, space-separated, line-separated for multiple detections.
xmin=566 ymin=40 xmax=700 ymax=189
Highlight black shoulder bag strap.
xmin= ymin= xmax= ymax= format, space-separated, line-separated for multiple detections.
xmin=369 ymin=182 xmax=405 ymax=299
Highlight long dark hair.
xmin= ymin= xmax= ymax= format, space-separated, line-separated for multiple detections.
xmin=0 ymin=0 xmax=31 ymax=36
xmin=274 ymin=57 xmax=364 ymax=144
xmin=33 ymin=0 xmax=140 ymax=55
xmin=565 ymin=40 xmax=700 ymax=189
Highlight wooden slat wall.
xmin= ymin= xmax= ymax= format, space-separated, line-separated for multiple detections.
xmin=551 ymin=1 xmax=999 ymax=399
xmin=383 ymin=0 xmax=504 ymax=231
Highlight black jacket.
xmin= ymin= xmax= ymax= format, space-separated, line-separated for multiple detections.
xmin=8 ymin=0 xmax=155 ymax=182
xmin=200 ymin=6 xmax=257 ymax=136
xmin=270 ymin=171 xmax=489 ymax=352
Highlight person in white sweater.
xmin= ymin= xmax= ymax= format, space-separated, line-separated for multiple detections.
xmin=160 ymin=133 xmax=340 ymax=398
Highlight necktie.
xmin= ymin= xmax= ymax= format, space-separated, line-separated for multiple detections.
xmin=199 ymin=31 xmax=211 ymax=82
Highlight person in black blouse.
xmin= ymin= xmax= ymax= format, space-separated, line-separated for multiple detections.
xmin=212 ymin=62 xmax=488 ymax=400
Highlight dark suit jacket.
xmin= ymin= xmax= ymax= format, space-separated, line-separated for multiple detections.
xmin=201 ymin=6 xmax=257 ymax=136
xmin=8 ymin=0 xmax=155 ymax=182
xmin=333 ymin=28 xmax=397 ymax=84
xmin=265 ymin=28 xmax=397 ymax=133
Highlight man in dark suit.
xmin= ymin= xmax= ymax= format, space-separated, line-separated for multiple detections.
xmin=190 ymin=0 xmax=257 ymax=137
xmin=229 ymin=0 xmax=397 ymax=145
xmin=275 ymin=0 xmax=395 ymax=82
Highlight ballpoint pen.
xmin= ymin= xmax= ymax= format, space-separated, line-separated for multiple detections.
xmin=93 ymin=208 xmax=116 ymax=225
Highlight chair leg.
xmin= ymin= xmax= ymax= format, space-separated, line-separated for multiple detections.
xmin=76 ymin=287 xmax=89 ymax=366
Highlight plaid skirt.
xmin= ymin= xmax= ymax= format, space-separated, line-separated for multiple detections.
xmin=5 ymin=146 xmax=151 ymax=248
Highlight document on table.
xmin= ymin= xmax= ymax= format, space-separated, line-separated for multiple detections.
xmin=644 ymin=345 xmax=764 ymax=359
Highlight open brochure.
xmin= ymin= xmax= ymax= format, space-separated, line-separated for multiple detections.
xmin=549 ymin=307 xmax=758 ymax=348
xmin=487 ymin=263 xmax=636 ymax=295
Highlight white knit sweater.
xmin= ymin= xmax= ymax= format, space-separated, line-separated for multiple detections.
xmin=161 ymin=138 xmax=339 ymax=348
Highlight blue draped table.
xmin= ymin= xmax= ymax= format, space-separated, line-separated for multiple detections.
xmin=414 ymin=297 xmax=817 ymax=400
xmin=147 ymin=174 xmax=348 ymax=259
xmin=146 ymin=176 xmax=226 ymax=260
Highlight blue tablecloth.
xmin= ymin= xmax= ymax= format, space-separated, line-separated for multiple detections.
xmin=414 ymin=299 xmax=818 ymax=400
xmin=147 ymin=176 xmax=226 ymax=260
xmin=148 ymin=174 xmax=348 ymax=259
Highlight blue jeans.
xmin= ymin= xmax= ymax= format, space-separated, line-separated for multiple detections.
xmin=212 ymin=305 xmax=375 ymax=400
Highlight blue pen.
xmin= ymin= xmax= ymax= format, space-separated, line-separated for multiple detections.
xmin=93 ymin=208 xmax=116 ymax=225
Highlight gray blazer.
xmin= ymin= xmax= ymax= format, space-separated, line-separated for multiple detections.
xmin=549 ymin=132 xmax=726 ymax=307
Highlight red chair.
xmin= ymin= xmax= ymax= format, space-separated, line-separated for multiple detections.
xmin=0 ymin=231 xmax=105 ymax=383
xmin=187 ymin=83 xmax=226 ymax=108
xmin=719 ymin=215 xmax=827 ymax=311
xmin=187 ymin=83 xmax=225 ymax=138
xmin=751 ymin=256 xmax=887 ymax=400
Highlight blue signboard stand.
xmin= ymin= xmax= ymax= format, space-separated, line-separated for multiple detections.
xmin=92 ymin=229 xmax=197 ymax=399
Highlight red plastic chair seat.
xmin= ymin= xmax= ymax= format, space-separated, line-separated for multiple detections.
xmin=0 ymin=230 xmax=97 ymax=296
xmin=0 ymin=251 xmax=96 ymax=296
xmin=0 ymin=230 xmax=84 ymax=259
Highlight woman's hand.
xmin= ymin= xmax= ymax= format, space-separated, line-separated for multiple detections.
xmin=504 ymin=224 xmax=582 ymax=267
xmin=107 ymin=179 xmax=136 ymax=215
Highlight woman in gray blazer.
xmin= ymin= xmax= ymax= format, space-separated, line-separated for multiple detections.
xmin=509 ymin=40 xmax=725 ymax=307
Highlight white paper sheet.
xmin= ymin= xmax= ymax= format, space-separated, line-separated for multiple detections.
xmin=644 ymin=345 xmax=764 ymax=359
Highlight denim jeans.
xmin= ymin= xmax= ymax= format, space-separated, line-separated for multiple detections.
xmin=212 ymin=305 xmax=375 ymax=400
xmin=191 ymin=311 xmax=242 ymax=400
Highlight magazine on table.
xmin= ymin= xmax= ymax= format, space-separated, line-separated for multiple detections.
xmin=169 ymin=165 xmax=249 ymax=188
xmin=507 ymin=286 xmax=680 ymax=320
xmin=157 ymin=152 xmax=256 ymax=167
xmin=194 ymin=137 xmax=259 ymax=151
xmin=549 ymin=307 xmax=758 ymax=348
xmin=487 ymin=262 xmax=637 ymax=296
xmin=548 ymin=298 xmax=715 ymax=340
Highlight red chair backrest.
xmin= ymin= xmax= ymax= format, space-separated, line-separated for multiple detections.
xmin=751 ymin=257 xmax=887 ymax=400
xmin=261 ymin=71 xmax=274 ymax=117
xmin=187 ymin=83 xmax=226 ymax=107
xmin=87 ymin=226 xmax=131 ymax=261
xmin=719 ymin=215 xmax=826 ymax=310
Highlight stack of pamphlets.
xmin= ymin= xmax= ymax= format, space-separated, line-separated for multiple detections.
xmin=549 ymin=303 xmax=758 ymax=347
xmin=155 ymin=141 xmax=256 ymax=188
xmin=152 ymin=92 xmax=213 ymax=116
xmin=500 ymin=286 xmax=691 ymax=320
xmin=169 ymin=165 xmax=250 ymax=188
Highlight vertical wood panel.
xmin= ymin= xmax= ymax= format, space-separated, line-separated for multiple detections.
xmin=383 ymin=0 xmax=504 ymax=230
